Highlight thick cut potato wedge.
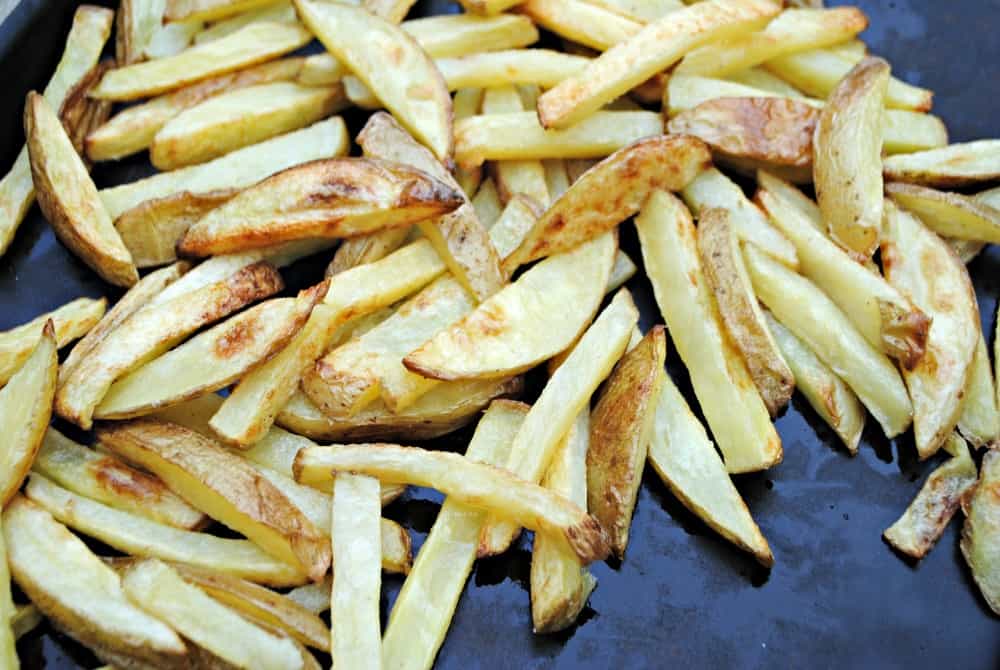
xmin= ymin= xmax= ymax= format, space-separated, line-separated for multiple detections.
xmin=194 ymin=1 xmax=297 ymax=43
xmin=100 ymin=117 xmax=348 ymax=219
xmin=745 ymin=244 xmax=912 ymax=438
xmin=296 ymin=0 xmax=453 ymax=160
xmin=884 ymin=140 xmax=1000 ymax=188
xmin=330 ymin=474 xmax=383 ymax=667
xmin=0 ymin=297 xmax=103 ymax=386
xmin=25 ymin=93 xmax=138 ymax=287
xmin=520 ymin=0 xmax=641 ymax=51
xmin=439 ymin=50 xmax=588 ymax=91
xmin=886 ymin=183 xmax=1000 ymax=243
xmin=178 ymin=158 xmax=463 ymax=256
xmin=455 ymin=110 xmax=663 ymax=168
xmin=755 ymin=171 xmax=929 ymax=367
xmin=56 ymin=261 xmax=282 ymax=429
xmin=531 ymin=410 xmax=596 ymax=634
xmin=173 ymin=564 xmax=328 ymax=651
xmin=92 ymin=22 xmax=312 ymax=100
xmin=404 ymin=232 xmax=616 ymax=380
xmin=357 ymin=111 xmax=504 ymax=301
xmin=637 ymin=190 xmax=781 ymax=473
xmin=0 ymin=325 xmax=57 ymax=505
xmin=4 ymin=497 xmax=188 ymax=668
xmin=481 ymin=85 xmax=550 ymax=212
xmin=648 ymin=372 xmax=773 ymax=565
xmin=681 ymin=167 xmax=798 ymax=268
xmin=98 ymin=420 xmax=331 ymax=581
xmin=382 ymin=401 xmax=525 ymax=670
xmin=813 ymin=56 xmax=889 ymax=257
xmin=295 ymin=444 xmax=610 ymax=564
xmin=210 ymin=240 xmax=447 ymax=446
xmin=150 ymin=82 xmax=344 ymax=170
xmin=961 ymin=448 xmax=1000 ymax=615
xmin=0 ymin=5 xmax=112 ymax=256
xmin=279 ymin=377 xmax=522 ymax=442
xmin=96 ymin=285 xmax=324 ymax=419
xmin=479 ymin=289 xmax=637 ymax=556
xmin=536 ymin=0 xmax=778 ymax=128
xmin=121 ymin=559 xmax=310 ymax=670
xmin=884 ymin=434 xmax=977 ymax=560
xmin=765 ymin=313 xmax=864 ymax=453
xmin=957 ymin=334 xmax=1000 ymax=448
xmin=0 ymin=516 xmax=15 ymax=669
xmin=676 ymin=7 xmax=867 ymax=77
xmin=33 ymin=428 xmax=207 ymax=530
xmin=505 ymin=135 xmax=710 ymax=269
xmin=881 ymin=202 xmax=978 ymax=459
xmin=167 ymin=0 xmax=278 ymax=22
xmin=698 ymin=208 xmax=793 ymax=416
xmin=587 ymin=327 xmax=665 ymax=558
xmin=25 ymin=474 xmax=307 ymax=586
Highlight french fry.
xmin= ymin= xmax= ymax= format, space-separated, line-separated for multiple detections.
xmin=725 ymin=66 xmax=807 ymax=97
xmin=520 ymin=0 xmax=641 ymax=51
xmin=663 ymin=74 xmax=815 ymax=116
xmin=382 ymin=401 xmax=526 ymax=670
xmin=884 ymin=433 xmax=977 ymax=560
xmin=405 ymin=13 xmax=539 ymax=58
xmin=100 ymin=117 xmax=348 ymax=220
xmin=813 ymin=56 xmax=889 ymax=257
xmin=96 ymin=285 xmax=324 ymax=419
xmin=763 ymin=45 xmax=933 ymax=111
xmin=0 ymin=515 xmax=15 ymax=669
xmin=0 ymin=324 xmax=56 ymax=506
xmin=439 ymin=49 xmax=589 ymax=91
xmin=55 ymin=261 xmax=283 ymax=429
xmin=116 ymin=0 xmax=166 ymax=64
xmin=365 ymin=0 xmax=417 ymax=23
xmin=0 ymin=5 xmax=112 ymax=256
xmin=329 ymin=474 xmax=382 ymax=667
xmin=295 ymin=444 xmax=610 ymax=564
xmin=0 ymin=297 xmax=103 ymax=386
xmin=24 ymin=474 xmax=307 ymax=586
xmin=676 ymin=7 xmax=867 ymax=77
xmin=489 ymin=197 xmax=539 ymax=266
xmin=957 ymin=334 xmax=1000 ymax=448
xmin=505 ymin=135 xmax=711 ymax=269
xmin=884 ymin=140 xmax=1000 ymax=188
xmin=584 ymin=0 xmax=681 ymax=22
xmin=881 ymin=202 xmax=978 ymax=459
xmin=648 ymin=370 xmax=773 ymax=565
xmin=98 ymin=420 xmax=331 ymax=581
xmin=92 ymin=22 xmax=312 ymax=100
xmin=454 ymin=88 xmax=485 ymax=197
xmin=472 ymin=177 xmax=503 ymax=229
xmin=479 ymin=289 xmax=637 ymax=555
xmin=167 ymin=0 xmax=279 ymax=22
xmin=357 ymin=111 xmax=505 ymax=300
xmin=33 ymin=428 xmax=207 ymax=530
xmin=114 ymin=192 xmax=233 ymax=269
xmin=587 ymin=327 xmax=665 ymax=557
xmin=25 ymin=93 xmax=138 ymax=287
xmin=145 ymin=18 xmax=203 ymax=59
xmin=325 ymin=229 xmax=412 ymax=278
xmin=120 ymin=559 xmax=312 ymax=669
xmin=536 ymin=0 xmax=778 ymax=128
xmin=543 ymin=159 xmax=571 ymax=201
xmin=886 ymin=183 xmax=1000 ymax=243
xmin=286 ymin=576 xmax=332 ymax=614
xmin=455 ymin=110 xmax=664 ymax=168
xmin=637 ymin=190 xmax=781 ymax=472
xmin=698 ymin=209 xmax=794 ymax=416
xmin=960 ymin=448 xmax=1000 ymax=615
xmin=296 ymin=0 xmax=453 ymax=160
xmin=755 ymin=170 xmax=929 ymax=367
xmin=482 ymin=86 xmax=551 ymax=212
xmin=745 ymin=244 xmax=912 ymax=438
xmin=194 ymin=1 xmax=298 ymax=43
xmin=764 ymin=312 xmax=864 ymax=453
xmin=404 ymin=232 xmax=616 ymax=380
xmin=149 ymin=82 xmax=344 ymax=170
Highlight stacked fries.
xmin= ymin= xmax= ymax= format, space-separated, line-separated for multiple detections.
xmin=1 ymin=0 xmax=1000 ymax=666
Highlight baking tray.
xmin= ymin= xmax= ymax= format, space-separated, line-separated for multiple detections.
xmin=2 ymin=0 xmax=999 ymax=667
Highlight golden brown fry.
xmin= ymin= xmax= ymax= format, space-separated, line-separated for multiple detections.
xmin=961 ymin=448 xmax=1000 ymax=615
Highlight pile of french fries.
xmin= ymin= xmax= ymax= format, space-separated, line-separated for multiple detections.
xmin=1 ymin=0 xmax=999 ymax=666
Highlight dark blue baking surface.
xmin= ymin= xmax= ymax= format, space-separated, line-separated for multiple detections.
xmin=2 ymin=0 xmax=999 ymax=668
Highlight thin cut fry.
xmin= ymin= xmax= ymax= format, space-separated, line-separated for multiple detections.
xmin=520 ymin=0 xmax=641 ymax=52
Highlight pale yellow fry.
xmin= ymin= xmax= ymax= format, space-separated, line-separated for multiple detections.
xmin=745 ymin=244 xmax=912 ymax=438
xmin=296 ymin=0 xmax=453 ymax=159
xmin=0 ymin=6 xmax=112 ymax=256
xmin=455 ymin=110 xmax=663 ymax=168
xmin=881 ymin=202 xmax=978 ymax=459
xmin=637 ymin=190 xmax=781 ymax=472
xmin=886 ymin=183 xmax=1000 ymax=243
xmin=145 ymin=18 xmax=203 ymax=58
xmin=167 ymin=0 xmax=280 ymax=22
xmin=961 ymin=448 xmax=1000 ymax=615
xmin=0 ymin=515 xmax=16 ymax=670
xmin=330 ymin=474 xmax=382 ymax=668
xmin=958 ymin=333 xmax=1000 ymax=448
xmin=286 ymin=576 xmax=333 ymax=614
xmin=480 ymin=289 xmax=637 ymax=555
xmin=453 ymin=88 xmax=485 ymax=197
xmin=884 ymin=140 xmax=1000 ymax=189
xmin=537 ymin=0 xmax=778 ymax=128
xmin=648 ymin=371 xmax=773 ymax=565
xmin=194 ymin=1 xmax=297 ymax=43
xmin=472 ymin=178 xmax=503 ymax=230
xmin=543 ymin=159 xmax=571 ymax=201
xmin=458 ymin=0 xmax=522 ymax=15
xmin=439 ymin=49 xmax=589 ymax=91
xmin=382 ymin=401 xmax=526 ymax=670
xmin=725 ymin=66 xmax=806 ymax=97
xmin=520 ymin=0 xmax=641 ymax=52
xmin=482 ymin=86 xmax=551 ymax=211
xmin=117 ymin=0 xmax=166 ymax=63
xmin=584 ymin=0 xmax=681 ymax=22
xmin=92 ymin=22 xmax=312 ymax=100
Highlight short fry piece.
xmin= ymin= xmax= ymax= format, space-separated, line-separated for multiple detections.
xmin=881 ymin=202 xmax=978 ymax=459
xmin=957 ymin=334 xmax=1000 ymax=448
xmin=296 ymin=0 xmax=453 ymax=159
xmin=886 ymin=183 xmax=1000 ymax=243
xmin=883 ymin=140 xmax=1000 ymax=188
xmin=813 ymin=56 xmax=889 ymax=257
xmin=637 ymin=190 xmax=781 ymax=472
xmin=961 ymin=448 xmax=1000 ymax=615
